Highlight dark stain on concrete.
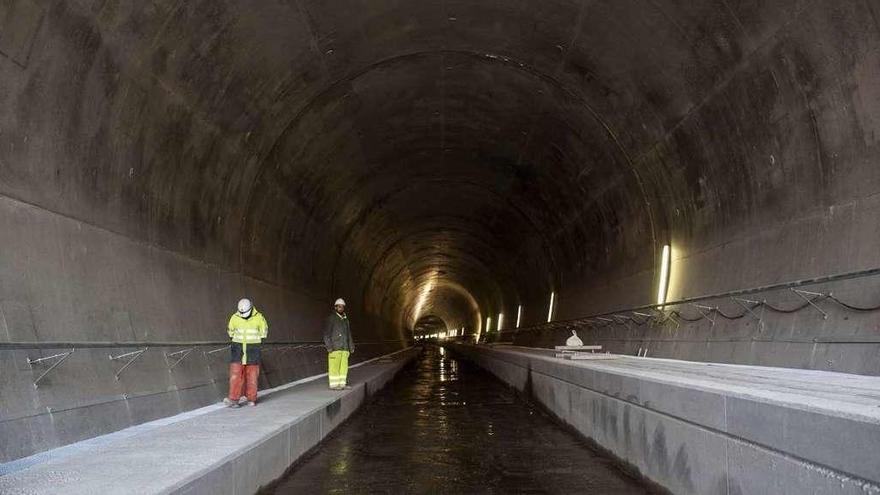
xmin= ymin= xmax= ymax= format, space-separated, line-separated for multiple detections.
xmin=324 ymin=398 xmax=341 ymax=419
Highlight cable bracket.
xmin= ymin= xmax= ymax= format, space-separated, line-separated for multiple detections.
xmin=165 ymin=347 xmax=194 ymax=371
xmin=691 ymin=304 xmax=717 ymax=326
xmin=109 ymin=348 xmax=147 ymax=381
xmin=731 ymin=297 xmax=765 ymax=331
xmin=790 ymin=288 xmax=828 ymax=319
xmin=204 ymin=345 xmax=231 ymax=356
xmin=631 ymin=311 xmax=652 ymax=325
xmin=612 ymin=315 xmax=633 ymax=330
xmin=596 ymin=317 xmax=615 ymax=328
xmin=27 ymin=348 xmax=76 ymax=388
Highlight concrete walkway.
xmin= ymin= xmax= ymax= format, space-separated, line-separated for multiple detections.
xmin=451 ymin=344 xmax=880 ymax=495
xmin=0 ymin=347 xmax=419 ymax=495
xmin=502 ymin=345 xmax=880 ymax=421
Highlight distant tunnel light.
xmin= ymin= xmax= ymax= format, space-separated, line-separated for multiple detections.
xmin=497 ymin=313 xmax=504 ymax=331
xmin=657 ymin=244 xmax=671 ymax=307
xmin=486 ymin=316 xmax=492 ymax=333
xmin=547 ymin=292 xmax=556 ymax=323
xmin=516 ymin=305 xmax=522 ymax=328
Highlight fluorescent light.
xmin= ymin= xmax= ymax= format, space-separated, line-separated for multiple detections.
xmin=497 ymin=313 xmax=504 ymax=331
xmin=657 ymin=244 xmax=671 ymax=306
xmin=547 ymin=292 xmax=555 ymax=322
xmin=516 ymin=305 xmax=522 ymax=328
xmin=486 ymin=316 xmax=492 ymax=332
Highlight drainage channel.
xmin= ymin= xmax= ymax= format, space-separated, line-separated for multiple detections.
xmin=263 ymin=345 xmax=650 ymax=494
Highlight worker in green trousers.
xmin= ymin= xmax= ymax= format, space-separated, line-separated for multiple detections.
xmin=323 ymin=298 xmax=355 ymax=390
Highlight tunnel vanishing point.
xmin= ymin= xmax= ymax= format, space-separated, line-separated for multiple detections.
xmin=2 ymin=1 xmax=880 ymax=494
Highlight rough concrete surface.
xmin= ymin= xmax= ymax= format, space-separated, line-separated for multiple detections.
xmin=3 ymin=0 xmax=880 ymax=469
xmin=0 ymin=347 xmax=419 ymax=495
xmin=451 ymin=343 xmax=880 ymax=495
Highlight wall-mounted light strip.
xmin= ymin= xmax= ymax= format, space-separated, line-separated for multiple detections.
xmin=516 ymin=305 xmax=523 ymax=328
xmin=486 ymin=316 xmax=492 ymax=333
xmin=657 ymin=244 xmax=671 ymax=307
xmin=497 ymin=313 xmax=504 ymax=331
xmin=547 ymin=292 xmax=555 ymax=323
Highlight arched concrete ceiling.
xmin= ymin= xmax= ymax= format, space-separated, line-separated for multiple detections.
xmin=2 ymin=0 xmax=877 ymax=341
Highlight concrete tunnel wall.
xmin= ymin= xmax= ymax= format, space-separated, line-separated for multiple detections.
xmin=2 ymin=0 xmax=880 ymax=461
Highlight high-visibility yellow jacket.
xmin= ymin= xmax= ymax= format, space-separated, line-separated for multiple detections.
xmin=228 ymin=309 xmax=269 ymax=344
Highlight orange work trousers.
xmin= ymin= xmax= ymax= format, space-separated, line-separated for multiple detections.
xmin=228 ymin=363 xmax=260 ymax=403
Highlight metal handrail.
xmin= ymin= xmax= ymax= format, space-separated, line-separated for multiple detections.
xmin=502 ymin=265 xmax=880 ymax=335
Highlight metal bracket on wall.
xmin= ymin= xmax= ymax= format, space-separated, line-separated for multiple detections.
xmin=667 ymin=311 xmax=681 ymax=329
xmin=632 ymin=312 xmax=652 ymax=325
xmin=731 ymin=297 xmax=764 ymax=320
xmin=790 ymin=288 xmax=828 ymax=319
xmin=27 ymin=348 xmax=75 ymax=388
xmin=204 ymin=345 xmax=230 ymax=357
xmin=596 ymin=317 xmax=615 ymax=328
xmin=691 ymin=304 xmax=717 ymax=327
xmin=109 ymin=348 xmax=147 ymax=381
xmin=165 ymin=347 xmax=194 ymax=371
xmin=652 ymin=309 xmax=680 ymax=329
xmin=612 ymin=315 xmax=633 ymax=331
xmin=647 ymin=308 xmax=667 ymax=328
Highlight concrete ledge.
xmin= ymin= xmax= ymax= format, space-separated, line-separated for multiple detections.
xmin=449 ymin=344 xmax=880 ymax=495
xmin=0 ymin=347 xmax=419 ymax=495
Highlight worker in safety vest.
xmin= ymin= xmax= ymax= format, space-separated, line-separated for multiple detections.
xmin=323 ymin=298 xmax=355 ymax=390
xmin=223 ymin=298 xmax=269 ymax=408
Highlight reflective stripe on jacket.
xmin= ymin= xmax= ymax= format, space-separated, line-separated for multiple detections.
xmin=228 ymin=309 xmax=269 ymax=344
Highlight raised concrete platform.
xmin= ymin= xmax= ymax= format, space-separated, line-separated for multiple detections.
xmin=0 ymin=347 xmax=419 ymax=495
xmin=450 ymin=343 xmax=880 ymax=495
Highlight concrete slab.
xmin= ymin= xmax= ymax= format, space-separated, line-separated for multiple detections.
xmin=450 ymin=344 xmax=880 ymax=495
xmin=0 ymin=347 xmax=419 ymax=495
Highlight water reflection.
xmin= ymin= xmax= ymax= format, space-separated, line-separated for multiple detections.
xmin=329 ymin=444 xmax=350 ymax=477
xmin=265 ymin=346 xmax=648 ymax=494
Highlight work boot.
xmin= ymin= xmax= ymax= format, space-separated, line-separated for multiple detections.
xmin=223 ymin=398 xmax=240 ymax=408
xmin=246 ymin=401 xmax=256 ymax=407
xmin=238 ymin=396 xmax=248 ymax=405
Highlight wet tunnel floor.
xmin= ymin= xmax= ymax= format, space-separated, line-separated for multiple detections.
xmin=265 ymin=346 xmax=650 ymax=494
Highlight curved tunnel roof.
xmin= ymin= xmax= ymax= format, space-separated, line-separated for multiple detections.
xmin=1 ymin=0 xmax=874 ymax=340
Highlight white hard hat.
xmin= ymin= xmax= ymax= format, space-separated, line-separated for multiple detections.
xmin=237 ymin=298 xmax=253 ymax=315
xmin=334 ymin=298 xmax=346 ymax=306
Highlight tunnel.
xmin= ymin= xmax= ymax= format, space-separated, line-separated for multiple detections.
xmin=2 ymin=1 xmax=880 ymax=493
